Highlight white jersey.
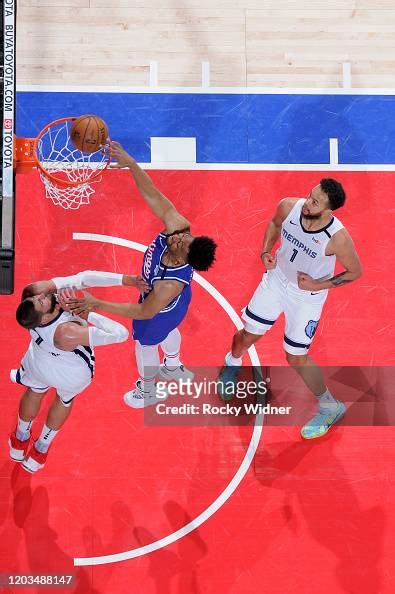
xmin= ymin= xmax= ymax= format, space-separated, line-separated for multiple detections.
xmin=276 ymin=199 xmax=343 ymax=285
xmin=28 ymin=309 xmax=95 ymax=378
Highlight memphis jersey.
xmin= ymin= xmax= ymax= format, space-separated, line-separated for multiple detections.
xmin=28 ymin=309 xmax=95 ymax=377
xmin=133 ymin=233 xmax=193 ymax=345
xmin=276 ymin=199 xmax=343 ymax=285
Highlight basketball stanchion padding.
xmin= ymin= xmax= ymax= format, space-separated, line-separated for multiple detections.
xmin=14 ymin=116 xmax=111 ymax=210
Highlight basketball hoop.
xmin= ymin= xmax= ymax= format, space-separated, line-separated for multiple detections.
xmin=15 ymin=117 xmax=111 ymax=210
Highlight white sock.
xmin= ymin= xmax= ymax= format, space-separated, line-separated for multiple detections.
xmin=135 ymin=341 xmax=160 ymax=393
xmin=35 ymin=424 xmax=59 ymax=453
xmin=318 ymin=388 xmax=337 ymax=410
xmin=225 ymin=352 xmax=242 ymax=367
xmin=161 ymin=329 xmax=181 ymax=369
xmin=138 ymin=376 xmax=156 ymax=394
xmin=164 ymin=353 xmax=180 ymax=370
xmin=16 ymin=415 xmax=32 ymax=441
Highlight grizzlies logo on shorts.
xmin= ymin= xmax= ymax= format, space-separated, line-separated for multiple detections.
xmin=305 ymin=320 xmax=319 ymax=339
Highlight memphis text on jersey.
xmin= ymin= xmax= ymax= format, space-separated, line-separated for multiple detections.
xmin=282 ymin=227 xmax=317 ymax=258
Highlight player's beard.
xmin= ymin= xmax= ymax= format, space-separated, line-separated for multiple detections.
xmin=303 ymin=212 xmax=322 ymax=220
xmin=48 ymin=293 xmax=58 ymax=313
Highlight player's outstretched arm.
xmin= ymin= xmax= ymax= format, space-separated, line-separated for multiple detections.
xmin=22 ymin=271 xmax=148 ymax=300
xmin=53 ymin=270 xmax=149 ymax=292
xmin=53 ymin=313 xmax=129 ymax=351
xmin=65 ymin=281 xmax=183 ymax=320
xmin=110 ymin=141 xmax=189 ymax=234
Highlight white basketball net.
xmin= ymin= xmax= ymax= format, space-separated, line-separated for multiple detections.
xmin=36 ymin=119 xmax=109 ymax=210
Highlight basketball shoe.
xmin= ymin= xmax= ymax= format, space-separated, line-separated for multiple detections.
xmin=301 ymin=400 xmax=346 ymax=439
xmin=22 ymin=442 xmax=49 ymax=473
xmin=217 ymin=354 xmax=241 ymax=401
xmin=8 ymin=432 xmax=30 ymax=462
xmin=157 ymin=358 xmax=194 ymax=382
xmin=123 ymin=380 xmax=169 ymax=409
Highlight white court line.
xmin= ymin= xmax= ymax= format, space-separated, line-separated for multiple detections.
xmin=329 ymin=138 xmax=339 ymax=165
xmin=25 ymin=161 xmax=395 ymax=173
xmin=72 ymin=232 xmax=264 ymax=567
xmin=138 ymin=162 xmax=395 ymax=172
xmin=342 ymin=63 xmax=352 ymax=89
xmin=17 ymin=84 xmax=395 ymax=95
xmin=201 ymin=62 xmax=210 ymax=88
xmin=149 ymin=61 xmax=158 ymax=88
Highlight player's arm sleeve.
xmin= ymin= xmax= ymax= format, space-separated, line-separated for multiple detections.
xmin=22 ymin=271 xmax=129 ymax=300
xmin=51 ymin=270 xmax=124 ymax=291
xmin=54 ymin=315 xmax=129 ymax=351
xmin=87 ymin=312 xmax=129 ymax=346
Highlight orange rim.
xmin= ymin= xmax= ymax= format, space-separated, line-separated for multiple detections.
xmin=30 ymin=116 xmax=111 ymax=188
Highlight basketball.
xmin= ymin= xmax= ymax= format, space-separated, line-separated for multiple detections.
xmin=70 ymin=114 xmax=108 ymax=153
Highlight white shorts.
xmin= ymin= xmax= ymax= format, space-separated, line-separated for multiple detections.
xmin=10 ymin=344 xmax=92 ymax=406
xmin=242 ymin=268 xmax=328 ymax=355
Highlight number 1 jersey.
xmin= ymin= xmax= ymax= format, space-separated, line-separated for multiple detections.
xmin=276 ymin=199 xmax=343 ymax=285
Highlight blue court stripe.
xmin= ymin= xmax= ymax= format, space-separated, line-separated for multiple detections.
xmin=284 ymin=335 xmax=310 ymax=349
xmin=245 ymin=307 xmax=275 ymax=326
xmin=17 ymin=91 xmax=395 ymax=165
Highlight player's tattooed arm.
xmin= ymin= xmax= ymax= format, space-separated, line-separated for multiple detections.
xmin=329 ymin=271 xmax=353 ymax=287
xmin=299 ymin=230 xmax=362 ymax=291
xmin=311 ymin=229 xmax=362 ymax=290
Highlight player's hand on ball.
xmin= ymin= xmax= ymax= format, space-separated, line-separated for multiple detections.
xmin=135 ymin=275 xmax=150 ymax=294
xmin=67 ymin=290 xmax=98 ymax=315
xmin=109 ymin=141 xmax=136 ymax=168
xmin=262 ymin=252 xmax=277 ymax=269
xmin=297 ymin=272 xmax=319 ymax=291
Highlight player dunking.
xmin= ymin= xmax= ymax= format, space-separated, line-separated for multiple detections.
xmin=9 ymin=270 xmax=147 ymax=472
xmin=67 ymin=142 xmax=217 ymax=408
xmin=219 ymin=179 xmax=362 ymax=439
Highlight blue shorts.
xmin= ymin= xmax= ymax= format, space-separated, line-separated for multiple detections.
xmin=133 ymin=307 xmax=188 ymax=345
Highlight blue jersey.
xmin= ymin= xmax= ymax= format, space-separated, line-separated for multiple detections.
xmin=133 ymin=233 xmax=194 ymax=345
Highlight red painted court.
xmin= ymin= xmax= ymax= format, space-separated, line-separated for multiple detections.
xmin=1 ymin=169 xmax=394 ymax=593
